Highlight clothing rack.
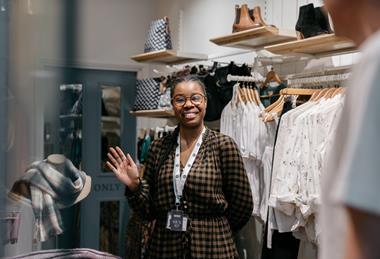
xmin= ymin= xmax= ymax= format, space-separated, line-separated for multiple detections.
xmin=227 ymin=74 xmax=265 ymax=83
xmin=287 ymin=66 xmax=352 ymax=86
xmin=287 ymin=72 xmax=351 ymax=86
xmin=280 ymin=88 xmax=320 ymax=96
xmin=287 ymin=66 xmax=351 ymax=79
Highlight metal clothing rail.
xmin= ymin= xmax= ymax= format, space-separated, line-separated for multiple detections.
xmin=227 ymin=74 xmax=265 ymax=83
xmin=288 ymin=72 xmax=351 ymax=86
xmin=287 ymin=65 xmax=352 ymax=80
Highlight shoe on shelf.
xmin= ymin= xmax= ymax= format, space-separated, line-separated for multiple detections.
xmin=295 ymin=3 xmax=331 ymax=39
xmin=314 ymin=6 xmax=333 ymax=33
xmin=252 ymin=6 xmax=267 ymax=27
xmin=232 ymin=4 xmax=261 ymax=33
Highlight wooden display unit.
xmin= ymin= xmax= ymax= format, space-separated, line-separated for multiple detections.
xmin=265 ymin=34 xmax=357 ymax=57
xmin=130 ymin=50 xmax=207 ymax=65
xmin=210 ymin=26 xmax=297 ymax=49
xmin=130 ymin=109 xmax=175 ymax=118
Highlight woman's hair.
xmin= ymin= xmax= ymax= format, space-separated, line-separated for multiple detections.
xmin=170 ymin=75 xmax=207 ymax=99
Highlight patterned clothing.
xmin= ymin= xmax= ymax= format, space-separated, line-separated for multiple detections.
xmin=126 ymin=128 xmax=253 ymax=258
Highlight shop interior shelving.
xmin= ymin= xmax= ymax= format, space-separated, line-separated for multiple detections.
xmin=209 ymin=26 xmax=297 ymax=50
xmin=130 ymin=50 xmax=208 ymax=65
xmin=264 ymin=34 xmax=357 ymax=57
xmin=130 ymin=109 xmax=175 ymax=118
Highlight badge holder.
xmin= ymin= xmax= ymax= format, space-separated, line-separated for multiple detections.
xmin=166 ymin=203 xmax=188 ymax=232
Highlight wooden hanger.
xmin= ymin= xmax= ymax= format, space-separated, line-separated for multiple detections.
xmin=239 ymin=83 xmax=248 ymax=104
xmin=264 ymin=98 xmax=285 ymax=122
xmin=264 ymin=94 xmax=284 ymax=113
xmin=280 ymin=88 xmax=320 ymax=96
xmin=324 ymin=87 xmax=337 ymax=99
xmin=242 ymin=82 xmax=252 ymax=103
xmin=235 ymin=82 xmax=244 ymax=105
xmin=253 ymin=86 xmax=263 ymax=106
xmin=247 ymin=82 xmax=258 ymax=104
xmin=262 ymin=95 xmax=284 ymax=122
xmin=333 ymin=87 xmax=345 ymax=97
xmin=314 ymin=88 xmax=331 ymax=101
xmin=263 ymin=88 xmax=320 ymax=122
xmin=264 ymin=67 xmax=282 ymax=87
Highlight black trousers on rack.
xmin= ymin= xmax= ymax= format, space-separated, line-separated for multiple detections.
xmin=261 ymin=100 xmax=300 ymax=259
xmin=261 ymin=225 xmax=300 ymax=259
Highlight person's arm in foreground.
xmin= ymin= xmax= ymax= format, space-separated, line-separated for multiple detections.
xmin=344 ymin=206 xmax=380 ymax=259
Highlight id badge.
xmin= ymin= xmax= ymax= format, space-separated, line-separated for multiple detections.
xmin=166 ymin=210 xmax=188 ymax=232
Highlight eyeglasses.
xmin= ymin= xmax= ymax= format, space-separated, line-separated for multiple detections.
xmin=172 ymin=94 xmax=206 ymax=107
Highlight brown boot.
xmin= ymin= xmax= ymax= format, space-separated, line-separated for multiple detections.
xmin=232 ymin=4 xmax=260 ymax=32
xmin=252 ymin=6 xmax=267 ymax=26
xmin=234 ymin=5 xmax=240 ymax=26
xmin=233 ymin=5 xmax=256 ymax=32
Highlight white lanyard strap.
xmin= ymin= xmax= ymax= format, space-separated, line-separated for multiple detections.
xmin=173 ymin=127 xmax=206 ymax=206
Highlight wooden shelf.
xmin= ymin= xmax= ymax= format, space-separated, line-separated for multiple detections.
xmin=130 ymin=50 xmax=207 ymax=65
xmin=130 ymin=109 xmax=175 ymax=118
xmin=264 ymin=34 xmax=357 ymax=57
xmin=210 ymin=26 xmax=297 ymax=50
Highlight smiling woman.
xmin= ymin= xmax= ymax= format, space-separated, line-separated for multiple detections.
xmin=170 ymin=76 xmax=207 ymax=130
xmin=107 ymin=74 xmax=253 ymax=258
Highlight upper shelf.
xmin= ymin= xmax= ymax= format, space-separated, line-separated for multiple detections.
xmin=130 ymin=109 xmax=175 ymax=118
xmin=209 ymin=26 xmax=297 ymax=50
xmin=264 ymin=34 xmax=357 ymax=57
xmin=130 ymin=50 xmax=208 ymax=65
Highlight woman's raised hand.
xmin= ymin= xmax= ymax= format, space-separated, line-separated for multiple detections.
xmin=106 ymin=146 xmax=140 ymax=192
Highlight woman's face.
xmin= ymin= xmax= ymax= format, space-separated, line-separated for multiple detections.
xmin=171 ymin=81 xmax=207 ymax=128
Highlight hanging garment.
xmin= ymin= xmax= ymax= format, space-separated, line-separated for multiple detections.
xmin=268 ymin=94 xmax=344 ymax=245
xmin=221 ymin=83 xmax=276 ymax=216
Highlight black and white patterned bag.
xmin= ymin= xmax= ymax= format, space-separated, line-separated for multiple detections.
xmin=133 ymin=78 xmax=160 ymax=111
xmin=144 ymin=16 xmax=173 ymax=53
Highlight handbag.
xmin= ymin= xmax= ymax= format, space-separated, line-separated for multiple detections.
xmin=133 ymin=78 xmax=160 ymax=111
xmin=144 ymin=16 xmax=173 ymax=53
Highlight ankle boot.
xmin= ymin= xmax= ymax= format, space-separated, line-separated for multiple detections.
xmin=314 ymin=6 xmax=332 ymax=33
xmin=233 ymin=5 xmax=256 ymax=32
xmin=295 ymin=3 xmax=326 ymax=39
xmin=252 ymin=6 xmax=267 ymax=27
xmin=234 ymin=5 xmax=240 ymax=27
xmin=232 ymin=4 xmax=259 ymax=32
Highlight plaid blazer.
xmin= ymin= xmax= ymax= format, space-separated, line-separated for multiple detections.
xmin=127 ymin=128 xmax=253 ymax=258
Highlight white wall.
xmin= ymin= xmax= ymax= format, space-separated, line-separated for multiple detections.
xmin=76 ymin=0 xmax=157 ymax=72
xmin=154 ymin=0 xmax=265 ymax=65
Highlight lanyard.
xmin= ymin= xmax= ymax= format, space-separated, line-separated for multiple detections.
xmin=173 ymin=127 xmax=206 ymax=206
